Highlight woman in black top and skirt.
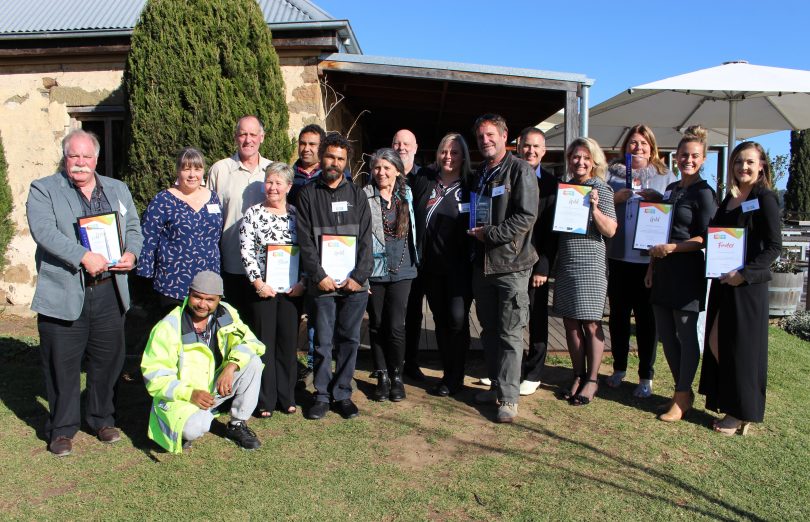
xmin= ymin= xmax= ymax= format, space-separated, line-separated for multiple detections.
xmin=646 ymin=125 xmax=717 ymax=422
xmin=699 ymin=141 xmax=781 ymax=435
xmin=412 ymin=133 xmax=474 ymax=397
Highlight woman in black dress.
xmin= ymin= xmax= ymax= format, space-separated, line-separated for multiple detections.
xmin=698 ymin=141 xmax=781 ymax=435
xmin=412 ymin=133 xmax=474 ymax=397
xmin=646 ymin=125 xmax=717 ymax=422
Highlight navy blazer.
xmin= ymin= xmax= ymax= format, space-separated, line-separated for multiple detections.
xmin=26 ymin=171 xmax=143 ymax=321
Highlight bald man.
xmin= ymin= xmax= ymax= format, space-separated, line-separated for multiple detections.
xmin=393 ymin=129 xmax=428 ymax=380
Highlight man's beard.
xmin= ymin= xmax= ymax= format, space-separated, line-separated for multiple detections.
xmin=322 ymin=167 xmax=342 ymax=183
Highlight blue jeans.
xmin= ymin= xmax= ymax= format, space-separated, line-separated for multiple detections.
xmin=311 ymin=290 xmax=369 ymax=402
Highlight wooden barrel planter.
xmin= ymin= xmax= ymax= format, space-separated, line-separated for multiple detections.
xmin=769 ymin=271 xmax=805 ymax=316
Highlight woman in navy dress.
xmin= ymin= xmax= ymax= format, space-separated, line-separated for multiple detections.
xmin=699 ymin=142 xmax=781 ymax=435
xmin=138 ymin=148 xmax=223 ymax=311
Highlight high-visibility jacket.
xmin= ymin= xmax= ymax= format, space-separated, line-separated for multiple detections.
xmin=141 ymin=300 xmax=265 ymax=454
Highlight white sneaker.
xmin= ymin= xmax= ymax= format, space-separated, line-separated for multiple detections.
xmin=519 ymin=380 xmax=541 ymax=396
xmin=633 ymin=379 xmax=653 ymax=398
xmin=496 ymin=402 xmax=518 ymax=423
xmin=605 ymin=371 xmax=626 ymax=389
xmin=477 ymin=377 xmax=492 ymax=386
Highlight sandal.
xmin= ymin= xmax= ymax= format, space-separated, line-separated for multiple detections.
xmin=558 ymin=374 xmax=585 ymax=401
xmin=284 ymin=406 xmax=297 ymax=415
xmin=713 ymin=415 xmax=750 ymax=436
xmin=571 ymin=379 xmax=599 ymax=406
xmin=257 ymin=409 xmax=273 ymax=418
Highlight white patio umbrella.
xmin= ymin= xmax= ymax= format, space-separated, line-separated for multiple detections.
xmin=546 ymin=61 xmax=810 ymax=151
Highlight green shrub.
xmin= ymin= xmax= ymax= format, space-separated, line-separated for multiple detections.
xmin=785 ymin=129 xmax=810 ymax=220
xmin=0 ymin=133 xmax=13 ymax=272
xmin=122 ymin=0 xmax=293 ymax=212
xmin=780 ymin=310 xmax=810 ymax=342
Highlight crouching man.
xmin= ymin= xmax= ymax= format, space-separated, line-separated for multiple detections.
xmin=141 ymin=270 xmax=265 ymax=453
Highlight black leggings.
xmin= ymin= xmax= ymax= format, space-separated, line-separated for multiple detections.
xmin=607 ymin=259 xmax=657 ymax=380
xmin=424 ymin=270 xmax=472 ymax=389
xmin=368 ymin=279 xmax=413 ymax=372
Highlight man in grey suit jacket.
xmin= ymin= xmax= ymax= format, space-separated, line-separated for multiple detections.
xmin=26 ymin=129 xmax=143 ymax=457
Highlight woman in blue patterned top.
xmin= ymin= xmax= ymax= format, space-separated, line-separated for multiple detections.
xmin=240 ymin=162 xmax=305 ymax=417
xmin=137 ymin=148 xmax=223 ymax=310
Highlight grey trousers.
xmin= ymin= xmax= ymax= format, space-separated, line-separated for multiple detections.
xmin=183 ymin=355 xmax=262 ymax=441
xmin=473 ymin=268 xmax=530 ymax=404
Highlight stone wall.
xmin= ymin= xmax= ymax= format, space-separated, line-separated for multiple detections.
xmin=0 ymin=55 xmax=326 ymax=311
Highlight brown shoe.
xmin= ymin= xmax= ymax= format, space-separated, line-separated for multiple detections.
xmin=659 ymin=390 xmax=694 ymax=422
xmin=49 ymin=436 xmax=73 ymax=457
xmin=97 ymin=426 xmax=121 ymax=444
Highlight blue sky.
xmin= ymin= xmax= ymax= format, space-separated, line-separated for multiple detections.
xmin=316 ymin=0 xmax=809 ymax=188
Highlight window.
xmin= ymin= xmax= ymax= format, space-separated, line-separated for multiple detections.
xmin=69 ymin=107 xmax=125 ymax=178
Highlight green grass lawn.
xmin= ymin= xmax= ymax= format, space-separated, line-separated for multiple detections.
xmin=1 ymin=328 xmax=807 ymax=520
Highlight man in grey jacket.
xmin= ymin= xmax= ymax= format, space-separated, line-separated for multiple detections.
xmin=468 ymin=114 xmax=538 ymax=423
xmin=26 ymin=129 xmax=143 ymax=456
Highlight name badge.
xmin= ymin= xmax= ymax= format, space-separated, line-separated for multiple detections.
xmin=118 ymin=200 xmax=128 ymax=216
xmin=492 ymin=185 xmax=506 ymax=197
xmin=458 ymin=202 xmax=470 ymax=213
xmin=663 ymin=190 xmax=672 ymax=201
xmin=332 ymin=201 xmax=348 ymax=212
xmin=742 ymin=199 xmax=760 ymax=213
xmin=206 ymin=203 xmax=221 ymax=214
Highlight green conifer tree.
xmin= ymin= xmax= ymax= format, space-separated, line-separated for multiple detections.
xmin=0 ymin=133 xmax=13 ymax=272
xmin=122 ymin=0 xmax=293 ymax=211
xmin=785 ymin=130 xmax=810 ymax=220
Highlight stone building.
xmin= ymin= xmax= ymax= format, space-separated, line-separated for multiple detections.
xmin=0 ymin=0 xmax=592 ymax=310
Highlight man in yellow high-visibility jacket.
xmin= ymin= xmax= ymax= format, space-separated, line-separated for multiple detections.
xmin=141 ymin=271 xmax=265 ymax=453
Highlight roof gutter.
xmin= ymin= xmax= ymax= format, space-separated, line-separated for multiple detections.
xmin=268 ymin=20 xmax=362 ymax=54
xmin=0 ymin=20 xmax=363 ymax=54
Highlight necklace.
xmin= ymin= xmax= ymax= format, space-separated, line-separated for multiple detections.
xmin=381 ymin=196 xmax=402 ymax=239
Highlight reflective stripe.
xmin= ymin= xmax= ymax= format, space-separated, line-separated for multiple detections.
xmin=163 ymin=313 xmax=180 ymax=332
xmin=165 ymin=379 xmax=182 ymax=400
xmin=143 ymin=369 xmax=176 ymax=385
xmin=233 ymin=344 xmax=253 ymax=357
xmin=178 ymin=350 xmax=185 ymax=373
xmin=152 ymin=406 xmax=179 ymax=442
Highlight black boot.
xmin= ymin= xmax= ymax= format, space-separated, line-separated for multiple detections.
xmin=372 ymin=370 xmax=390 ymax=402
xmin=389 ymin=367 xmax=406 ymax=402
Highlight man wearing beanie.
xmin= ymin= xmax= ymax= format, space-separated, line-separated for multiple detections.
xmin=141 ymin=270 xmax=266 ymax=453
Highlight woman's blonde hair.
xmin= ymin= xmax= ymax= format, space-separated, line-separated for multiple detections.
xmin=566 ymin=137 xmax=607 ymax=180
xmin=677 ymin=125 xmax=709 ymax=157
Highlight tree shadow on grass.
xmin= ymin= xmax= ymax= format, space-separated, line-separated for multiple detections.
xmin=373 ymin=394 xmax=766 ymax=521
xmin=0 ymin=336 xmax=49 ymax=441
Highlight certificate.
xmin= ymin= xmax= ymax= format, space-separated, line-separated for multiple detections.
xmin=469 ymin=192 xmax=491 ymax=229
xmin=552 ymin=183 xmax=592 ymax=235
xmin=77 ymin=212 xmax=123 ymax=265
xmin=265 ymin=244 xmax=299 ymax=292
xmin=633 ymin=202 xmax=673 ymax=250
xmin=320 ymin=234 xmax=357 ymax=284
xmin=705 ymin=227 xmax=746 ymax=278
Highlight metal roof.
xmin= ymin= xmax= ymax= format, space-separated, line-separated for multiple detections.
xmin=0 ymin=0 xmax=333 ymax=34
xmin=320 ymin=53 xmax=594 ymax=86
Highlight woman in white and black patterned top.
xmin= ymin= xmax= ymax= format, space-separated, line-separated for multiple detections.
xmin=240 ymin=162 xmax=305 ymax=417
xmin=552 ymin=137 xmax=617 ymax=406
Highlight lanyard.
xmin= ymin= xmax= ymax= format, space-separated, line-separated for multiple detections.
xmin=477 ymin=161 xmax=504 ymax=194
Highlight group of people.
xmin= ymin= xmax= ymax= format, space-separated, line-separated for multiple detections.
xmin=27 ymin=110 xmax=781 ymax=456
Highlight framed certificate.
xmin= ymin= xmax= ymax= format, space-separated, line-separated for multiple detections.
xmin=469 ymin=192 xmax=491 ymax=229
xmin=265 ymin=244 xmax=300 ymax=292
xmin=320 ymin=234 xmax=357 ymax=284
xmin=633 ymin=202 xmax=673 ymax=250
xmin=77 ymin=212 xmax=123 ymax=265
xmin=705 ymin=227 xmax=746 ymax=278
xmin=552 ymin=183 xmax=592 ymax=235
